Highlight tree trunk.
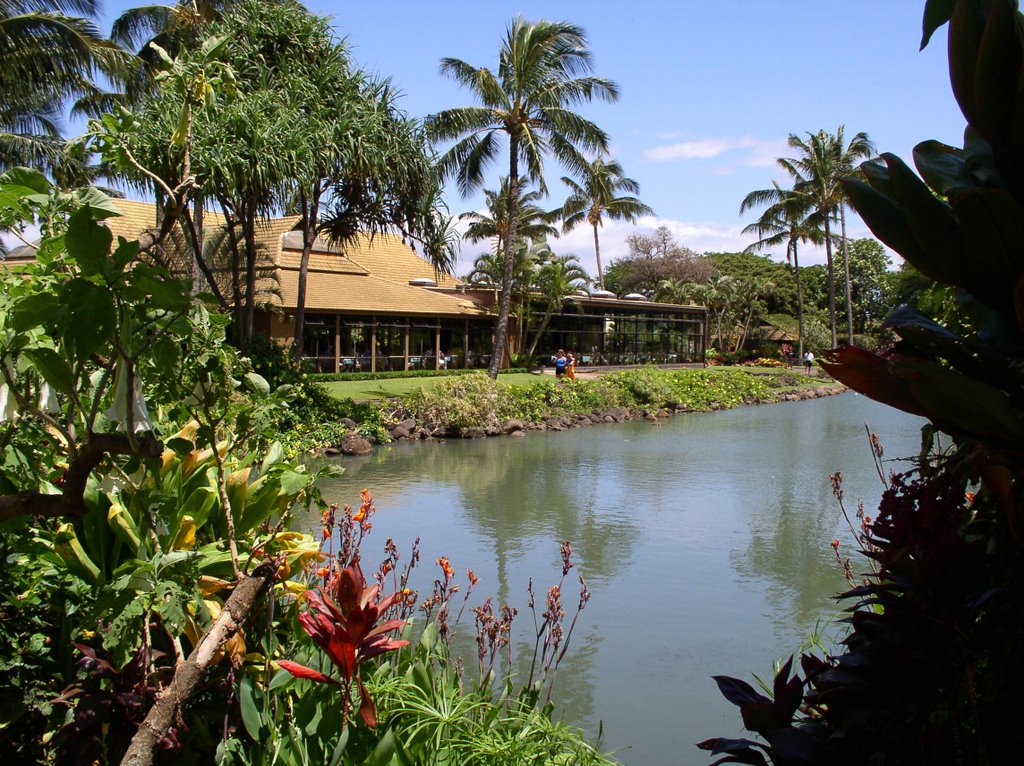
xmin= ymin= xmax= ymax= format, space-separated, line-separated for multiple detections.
xmin=181 ymin=206 xmax=228 ymax=309
xmin=293 ymin=189 xmax=321 ymax=359
xmin=841 ymin=204 xmax=853 ymax=345
xmin=525 ymin=304 xmax=556 ymax=359
xmin=190 ymin=196 xmax=204 ymax=297
xmin=792 ymin=238 xmax=805 ymax=359
xmin=489 ymin=141 xmax=520 ymax=379
xmin=824 ymin=215 xmax=837 ymax=348
xmin=119 ymin=564 xmax=279 ymax=766
xmin=593 ymin=222 xmax=604 ymax=290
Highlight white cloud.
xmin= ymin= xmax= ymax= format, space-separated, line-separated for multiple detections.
xmin=643 ymin=134 xmax=790 ymax=174
xmin=644 ymin=138 xmax=733 ymax=162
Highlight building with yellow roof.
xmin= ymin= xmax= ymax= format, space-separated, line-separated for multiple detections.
xmin=47 ymin=199 xmax=708 ymax=372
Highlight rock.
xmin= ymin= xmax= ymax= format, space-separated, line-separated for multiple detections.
xmin=603 ymin=415 xmax=615 ymax=423
xmin=400 ymin=418 xmax=416 ymax=432
xmin=340 ymin=417 xmax=357 ymax=429
xmin=459 ymin=426 xmax=487 ymax=439
xmin=644 ymin=412 xmax=658 ymax=421
xmin=485 ymin=424 xmax=500 ymax=436
xmin=607 ymin=407 xmax=630 ymax=422
xmin=390 ymin=425 xmax=410 ymax=439
xmin=340 ymin=434 xmax=373 ymax=455
xmin=501 ymin=419 xmax=525 ymax=434
xmin=322 ymin=447 xmax=341 ymax=456
xmin=544 ymin=417 xmax=566 ymax=431
xmin=509 ymin=430 xmax=525 ymax=438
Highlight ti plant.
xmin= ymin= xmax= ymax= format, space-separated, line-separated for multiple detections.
xmin=702 ymin=2 xmax=1024 ymax=764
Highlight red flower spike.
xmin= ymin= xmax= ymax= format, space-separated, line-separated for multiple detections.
xmin=280 ymin=558 xmax=409 ymax=727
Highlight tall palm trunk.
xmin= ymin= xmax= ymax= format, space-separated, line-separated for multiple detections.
xmin=592 ymin=221 xmax=604 ymax=290
xmin=489 ymin=139 xmax=520 ymax=379
xmin=792 ymin=238 xmax=805 ymax=359
xmin=823 ymin=215 xmax=837 ymax=348
xmin=840 ymin=204 xmax=853 ymax=344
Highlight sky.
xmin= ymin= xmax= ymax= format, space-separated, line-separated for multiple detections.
xmin=96 ymin=0 xmax=968 ymax=279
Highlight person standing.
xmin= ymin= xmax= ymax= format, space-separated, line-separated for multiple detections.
xmin=804 ymin=350 xmax=815 ymax=374
xmin=566 ymin=351 xmax=576 ymax=381
xmin=553 ymin=349 xmax=567 ymax=379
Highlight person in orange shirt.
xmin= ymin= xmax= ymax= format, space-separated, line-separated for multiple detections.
xmin=566 ymin=351 xmax=576 ymax=381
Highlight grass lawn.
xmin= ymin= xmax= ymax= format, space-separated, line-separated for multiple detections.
xmin=322 ymin=372 xmax=546 ymax=401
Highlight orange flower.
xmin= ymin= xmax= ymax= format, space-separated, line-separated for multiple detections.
xmin=467 ymin=569 xmax=479 ymax=586
xmin=965 ymin=491 xmax=975 ymax=508
xmin=316 ymin=566 xmax=330 ymax=578
xmin=830 ymin=539 xmax=840 ymax=549
xmin=437 ymin=556 xmax=454 ymax=579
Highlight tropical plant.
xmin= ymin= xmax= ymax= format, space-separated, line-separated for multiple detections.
xmin=560 ymin=156 xmax=653 ymax=289
xmin=524 ymin=253 xmax=590 ymax=358
xmin=428 ymin=16 xmax=617 ymax=378
xmin=741 ymin=181 xmax=822 ymax=357
xmin=0 ymin=169 xmax=326 ymax=763
xmin=0 ymin=0 xmax=130 ymax=170
xmin=702 ymin=1 xmax=1024 ymax=762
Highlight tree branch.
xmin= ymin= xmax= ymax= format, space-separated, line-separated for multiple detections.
xmin=119 ymin=562 xmax=279 ymax=766
xmin=0 ymin=433 xmax=163 ymax=524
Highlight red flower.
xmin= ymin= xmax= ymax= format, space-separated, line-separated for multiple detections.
xmin=279 ymin=559 xmax=408 ymax=727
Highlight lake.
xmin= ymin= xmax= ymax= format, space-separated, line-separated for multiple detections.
xmin=306 ymin=391 xmax=926 ymax=765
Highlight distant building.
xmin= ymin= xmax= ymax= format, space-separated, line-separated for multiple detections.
xmin=31 ymin=199 xmax=709 ymax=371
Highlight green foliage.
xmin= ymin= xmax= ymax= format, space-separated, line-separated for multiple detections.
xmin=707 ymin=251 xmax=798 ymax=316
xmin=0 ymin=173 xmax=325 ymax=761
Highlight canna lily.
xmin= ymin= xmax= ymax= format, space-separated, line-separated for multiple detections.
xmin=279 ymin=559 xmax=408 ymax=727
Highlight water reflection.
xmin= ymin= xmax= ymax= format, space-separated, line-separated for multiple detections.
xmin=308 ymin=393 xmax=925 ymax=766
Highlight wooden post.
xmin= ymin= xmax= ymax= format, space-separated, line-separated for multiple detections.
xmin=333 ymin=315 xmax=340 ymax=374
xmin=403 ymin=325 xmax=410 ymax=371
xmin=434 ymin=326 xmax=441 ymax=370
xmin=370 ymin=320 xmax=376 ymax=373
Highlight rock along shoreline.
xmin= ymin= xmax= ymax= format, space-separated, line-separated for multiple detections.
xmin=319 ymin=382 xmax=848 ymax=457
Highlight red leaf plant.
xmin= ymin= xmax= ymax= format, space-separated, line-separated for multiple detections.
xmin=279 ymin=558 xmax=408 ymax=727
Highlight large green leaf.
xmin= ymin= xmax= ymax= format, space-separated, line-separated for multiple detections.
xmin=10 ymin=293 xmax=59 ymax=332
xmin=841 ymin=177 xmax=931 ymax=269
xmin=60 ymin=280 xmax=116 ymax=365
xmin=921 ymin=0 xmax=955 ymax=49
xmin=65 ymin=209 xmax=113 ymax=277
xmin=913 ymin=140 xmax=974 ymax=195
xmin=238 ymin=673 xmax=265 ymax=740
xmin=24 ymin=347 xmax=73 ymax=394
xmin=884 ymin=153 xmax=968 ymax=286
xmin=949 ymin=187 xmax=1024 ymax=313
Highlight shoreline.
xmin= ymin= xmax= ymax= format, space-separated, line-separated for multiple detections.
xmin=319 ymin=378 xmax=848 ymax=457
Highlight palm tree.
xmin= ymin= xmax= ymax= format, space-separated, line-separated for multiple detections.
xmin=428 ymin=17 xmax=617 ymax=378
xmin=740 ymin=181 xmax=822 ymax=358
xmin=460 ymin=178 xmax=559 ymax=255
xmin=779 ymin=128 xmax=872 ymax=347
xmin=832 ymin=127 xmax=874 ymax=344
xmin=0 ymin=0 xmax=129 ymax=170
xmin=523 ymin=253 xmax=589 ymax=359
xmin=560 ymin=156 xmax=653 ymax=290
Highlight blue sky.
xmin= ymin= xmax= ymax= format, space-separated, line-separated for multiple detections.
xmin=98 ymin=1 xmax=967 ymax=277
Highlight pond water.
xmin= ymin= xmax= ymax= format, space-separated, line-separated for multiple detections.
xmin=305 ymin=392 xmax=926 ymax=765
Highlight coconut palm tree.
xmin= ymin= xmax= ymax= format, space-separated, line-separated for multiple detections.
xmin=832 ymin=127 xmax=874 ymax=344
xmin=459 ymin=178 xmax=559 ymax=255
xmin=778 ymin=131 xmax=841 ymax=346
xmin=560 ymin=156 xmax=653 ymax=290
xmin=740 ymin=181 xmax=822 ymax=358
xmin=0 ymin=0 xmax=129 ymax=170
xmin=428 ymin=17 xmax=617 ymax=378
